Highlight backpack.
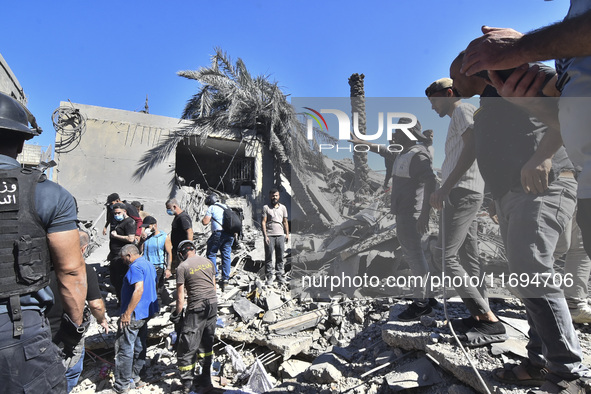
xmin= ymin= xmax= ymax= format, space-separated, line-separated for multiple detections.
xmin=213 ymin=203 xmax=242 ymax=235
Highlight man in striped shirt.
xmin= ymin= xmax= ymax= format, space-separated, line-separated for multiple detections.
xmin=425 ymin=78 xmax=507 ymax=347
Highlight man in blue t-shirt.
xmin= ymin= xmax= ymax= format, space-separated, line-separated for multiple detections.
xmin=138 ymin=215 xmax=172 ymax=308
xmin=113 ymin=244 xmax=159 ymax=393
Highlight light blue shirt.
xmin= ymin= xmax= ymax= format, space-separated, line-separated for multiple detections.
xmin=205 ymin=203 xmax=227 ymax=232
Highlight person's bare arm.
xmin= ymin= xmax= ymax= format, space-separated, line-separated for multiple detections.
xmin=120 ymin=280 xmax=143 ymax=328
xmin=521 ymin=127 xmax=564 ymax=195
xmin=261 ymin=213 xmax=269 ymax=244
xmin=202 ymin=216 xmax=211 ymax=226
xmin=110 ymin=231 xmax=135 ymax=244
xmin=417 ymin=177 xmax=436 ymax=235
xmin=185 ymin=227 xmax=193 ymax=242
xmin=430 ymin=128 xmax=477 ymax=210
xmin=48 ymin=229 xmax=87 ymax=325
xmin=175 ymin=282 xmax=185 ymax=315
xmin=164 ymin=235 xmax=173 ymax=278
xmin=462 ymin=11 xmax=591 ymax=75
xmin=88 ymin=298 xmax=109 ymax=333
xmin=283 ymin=216 xmax=290 ymax=243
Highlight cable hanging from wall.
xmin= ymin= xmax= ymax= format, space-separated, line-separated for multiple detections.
xmin=53 ymin=99 xmax=87 ymax=154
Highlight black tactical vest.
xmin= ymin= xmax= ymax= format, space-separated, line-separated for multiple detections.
xmin=0 ymin=167 xmax=50 ymax=298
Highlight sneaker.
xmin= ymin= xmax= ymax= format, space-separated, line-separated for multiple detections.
xmin=397 ymin=302 xmax=434 ymax=321
xmin=571 ymin=303 xmax=591 ymax=324
xmin=220 ymin=280 xmax=229 ymax=292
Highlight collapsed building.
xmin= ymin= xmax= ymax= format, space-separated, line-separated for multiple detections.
xmin=3 ymin=52 xmax=591 ymax=393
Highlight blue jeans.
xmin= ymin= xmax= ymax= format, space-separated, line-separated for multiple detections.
xmin=65 ymin=342 xmax=85 ymax=392
xmin=396 ymin=213 xmax=429 ymax=303
xmin=114 ymin=315 xmax=148 ymax=392
xmin=496 ymin=176 xmax=588 ymax=378
xmin=432 ymin=188 xmax=489 ymax=316
xmin=206 ymin=231 xmax=234 ymax=281
xmin=0 ymin=310 xmax=66 ymax=393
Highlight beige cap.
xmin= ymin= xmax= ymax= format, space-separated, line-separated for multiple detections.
xmin=425 ymin=78 xmax=453 ymax=96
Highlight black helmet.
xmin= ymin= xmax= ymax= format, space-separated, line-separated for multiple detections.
xmin=205 ymin=194 xmax=218 ymax=206
xmin=177 ymin=240 xmax=196 ymax=261
xmin=0 ymin=92 xmax=38 ymax=140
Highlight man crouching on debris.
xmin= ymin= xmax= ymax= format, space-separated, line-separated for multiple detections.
xmin=350 ymin=118 xmax=437 ymax=321
xmin=113 ymin=244 xmax=159 ymax=393
xmin=173 ymin=240 xmax=217 ymax=393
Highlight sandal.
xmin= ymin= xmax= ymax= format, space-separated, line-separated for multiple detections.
xmin=450 ymin=316 xmax=477 ymax=334
xmin=458 ymin=321 xmax=508 ymax=347
xmin=493 ymin=359 xmax=547 ymax=387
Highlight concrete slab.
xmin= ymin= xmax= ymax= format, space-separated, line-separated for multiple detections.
xmin=383 ymin=356 xmax=442 ymax=391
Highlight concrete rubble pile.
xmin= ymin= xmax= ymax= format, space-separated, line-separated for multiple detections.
xmin=70 ymin=162 xmax=591 ymax=394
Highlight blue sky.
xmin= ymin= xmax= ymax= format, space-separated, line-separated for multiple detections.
xmin=1 ymin=1 xmax=570 ymax=168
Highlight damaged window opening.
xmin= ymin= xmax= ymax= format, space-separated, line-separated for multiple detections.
xmin=176 ymin=139 xmax=255 ymax=193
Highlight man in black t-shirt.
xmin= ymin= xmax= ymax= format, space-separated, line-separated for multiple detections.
xmin=450 ymin=53 xmax=588 ymax=387
xmin=103 ymin=193 xmax=143 ymax=241
xmin=108 ymin=203 xmax=136 ymax=301
xmin=48 ymin=230 xmax=108 ymax=393
xmin=166 ymin=198 xmax=194 ymax=271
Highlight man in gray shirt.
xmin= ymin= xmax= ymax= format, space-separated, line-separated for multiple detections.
xmin=261 ymin=188 xmax=289 ymax=286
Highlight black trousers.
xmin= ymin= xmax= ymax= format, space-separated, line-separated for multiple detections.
xmin=176 ymin=301 xmax=217 ymax=384
xmin=0 ymin=310 xmax=66 ymax=393
xmin=109 ymin=257 xmax=128 ymax=302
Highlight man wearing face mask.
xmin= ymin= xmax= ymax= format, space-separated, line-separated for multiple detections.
xmin=103 ymin=193 xmax=143 ymax=240
xmin=109 ymin=203 xmax=137 ymax=302
xmin=165 ymin=199 xmax=194 ymax=272
xmin=138 ymin=216 xmax=172 ymax=309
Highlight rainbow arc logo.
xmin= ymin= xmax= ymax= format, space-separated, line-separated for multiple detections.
xmin=303 ymin=107 xmax=328 ymax=131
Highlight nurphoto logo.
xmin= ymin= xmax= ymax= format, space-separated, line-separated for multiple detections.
xmin=304 ymin=108 xmax=418 ymax=153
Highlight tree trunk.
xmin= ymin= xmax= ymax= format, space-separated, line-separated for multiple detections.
xmin=348 ymin=73 xmax=371 ymax=193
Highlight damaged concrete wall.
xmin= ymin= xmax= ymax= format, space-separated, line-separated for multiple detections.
xmin=53 ymin=102 xmax=188 ymax=228
xmin=0 ymin=53 xmax=26 ymax=104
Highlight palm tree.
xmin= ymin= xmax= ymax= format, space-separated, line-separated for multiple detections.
xmin=133 ymin=48 xmax=325 ymax=184
xmin=349 ymin=73 xmax=371 ymax=193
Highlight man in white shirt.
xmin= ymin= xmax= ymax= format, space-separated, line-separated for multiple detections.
xmin=425 ymin=78 xmax=506 ymax=347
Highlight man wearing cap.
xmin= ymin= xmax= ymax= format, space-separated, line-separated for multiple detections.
xmin=138 ymin=216 xmax=172 ymax=308
xmin=425 ymin=78 xmax=506 ymax=347
xmin=173 ymin=240 xmax=217 ymax=393
xmin=114 ymin=244 xmax=159 ymax=393
xmin=103 ymin=193 xmax=143 ymax=240
xmin=0 ymin=92 xmax=87 ymax=392
xmin=109 ymin=203 xmax=137 ymax=301
xmin=131 ymin=200 xmax=150 ymax=221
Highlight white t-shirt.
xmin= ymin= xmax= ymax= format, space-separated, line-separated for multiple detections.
xmin=441 ymin=102 xmax=485 ymax=194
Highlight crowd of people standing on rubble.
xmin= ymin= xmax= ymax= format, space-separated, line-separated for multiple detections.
xmin=97 ymin=188 xmax=288 ymax=393
xmin=1 ymin=2 xmax=591 ymax=393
